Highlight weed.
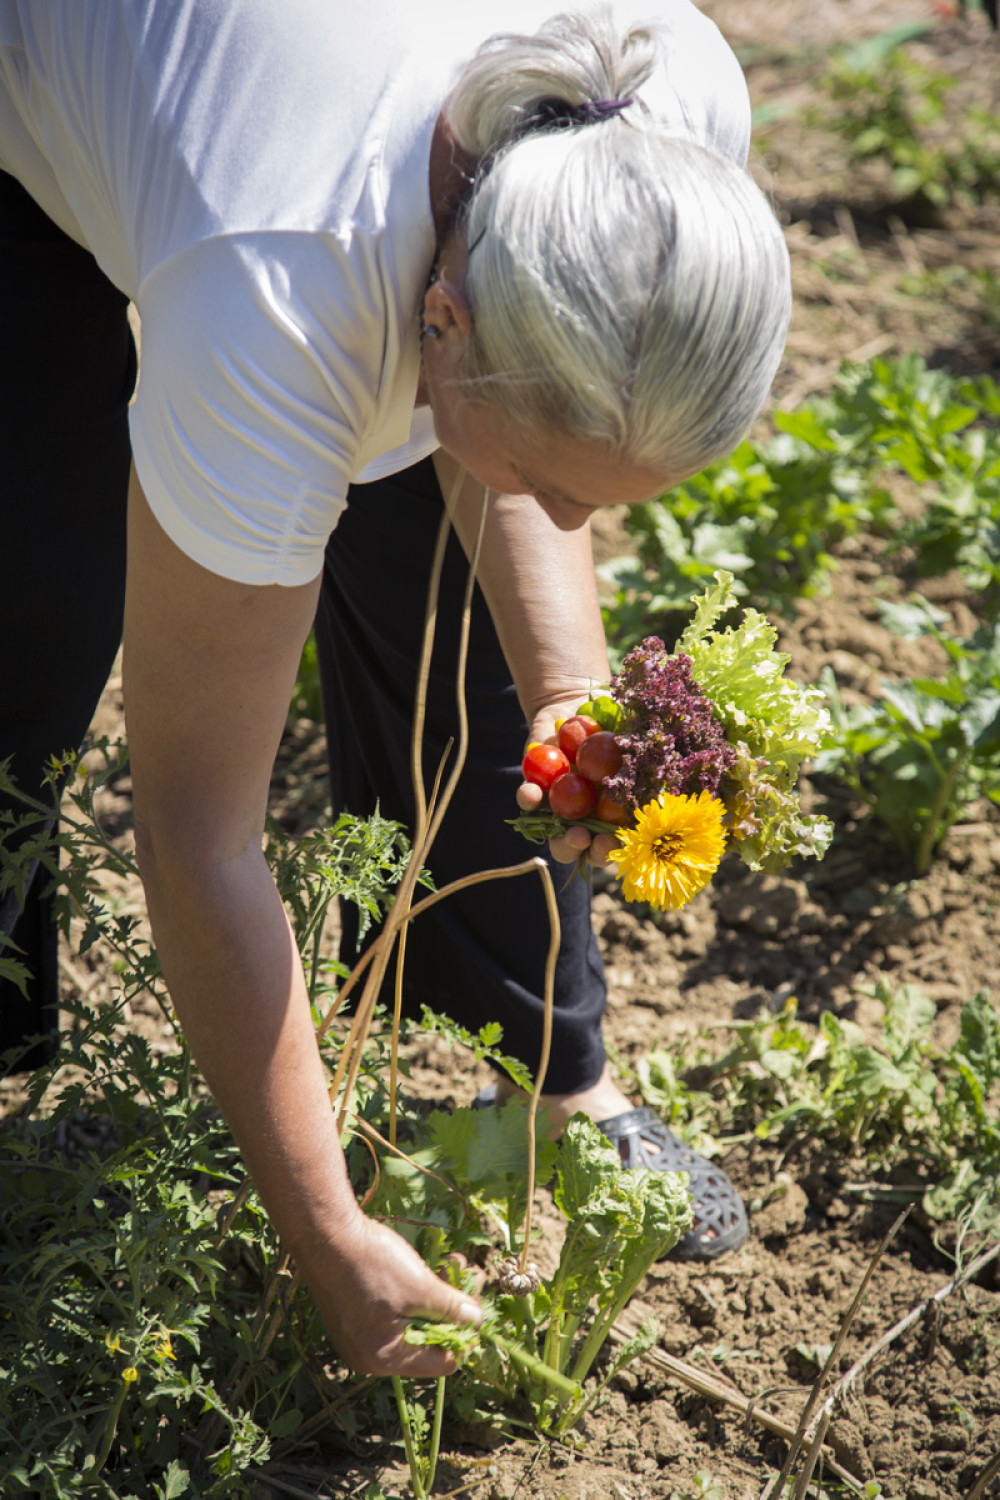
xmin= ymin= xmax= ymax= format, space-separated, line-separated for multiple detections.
xmin=815 ymin=599 xmax=1000 ymax=873
xmin=633 ymin=982 xmax=1000 ymax=1234
xmin=600 ymin=356 xmax=1000 ymax=665
xmin=821 ymin=51 xmax=1000 ymax=211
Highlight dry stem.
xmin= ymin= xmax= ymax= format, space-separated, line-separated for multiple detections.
xmin=612 ymin=1308 xmax=867 ymax=1494
xmin=816 ymin=1234 xmax=1000 ymax=1426
xmin=762 ymin=1206 xmax=910 ymax=1500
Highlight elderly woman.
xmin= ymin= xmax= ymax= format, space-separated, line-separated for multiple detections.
xmin=0 ymin=0 xmax=790 ymax=1374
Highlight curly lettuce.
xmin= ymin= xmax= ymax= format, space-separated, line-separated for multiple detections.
xmin=678 ymin=572 xmax=833 ymax=871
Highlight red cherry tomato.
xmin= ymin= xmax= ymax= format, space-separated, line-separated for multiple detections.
xmin=548 ymin=772 xmax=598 ymax=821
xmin=521 ymin=743 xmax=571 ymax=791
xmin=556 ymin=714 xmax=600 ymax=763
xmin=575 ymin=731 xmax=624 ymax=785
xmin=595 ymin=792 xmax=629 ymax=826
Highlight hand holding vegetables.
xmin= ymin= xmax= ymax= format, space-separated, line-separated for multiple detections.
xmin=514 ymin=573 xmax=834 ymax=906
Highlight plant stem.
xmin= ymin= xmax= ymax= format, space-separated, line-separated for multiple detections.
xmin=915 ymin=744 xmax=968 ymax=875
xmin=392 ymin=1376 xmax=426 ymax=1500
xmin=89 ymin=1379 xmax=130 ymax=1475
xmin=426 ymin=1376 xmax=447 ymax=1494
xmin=486 ymin=1328 xmax=583 ymax=1400
xmin=520 ymin=860 xmax=558 ymax=1271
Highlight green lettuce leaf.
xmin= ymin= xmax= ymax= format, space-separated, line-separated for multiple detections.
xmin=678 ymin=573 xmax=834 ymax=871
xmin=679 ymin=571 xmax=832 ymax=776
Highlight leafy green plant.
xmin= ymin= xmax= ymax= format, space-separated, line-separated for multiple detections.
xmin=403 ymin=1114 xmax=691 ymax=1438
xmin=600 ymin=356 xmax=1000 ymax=662
xmin=1 ymin=742 xmax=690 ymax=1491
xmin=0 ymin=745 xmax=432 ymax=1495
xmin=814 ymin=599 xmax=1000 ymax=873
xmin=599 ymin=420 xmax=891 ymax=651
xmin=633 ymin=982 xmax=1000 ymax=1233
xmin=821 ymin=50 xmax=1000 ymax=211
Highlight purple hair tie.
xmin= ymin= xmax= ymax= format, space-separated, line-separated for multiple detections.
xmin=576 ymin=97 xmax=634 ymax=124
xmin=521 ymin=95 xmax=634 ymax=137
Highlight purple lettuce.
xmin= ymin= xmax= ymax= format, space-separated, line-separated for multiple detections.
xmin=605 ymin=639 xmax=736 ymax=813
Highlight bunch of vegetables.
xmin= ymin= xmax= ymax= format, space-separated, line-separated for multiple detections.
xmin=514 ymin=572 xmax=833 ymax=907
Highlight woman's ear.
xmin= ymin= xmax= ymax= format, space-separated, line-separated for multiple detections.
xmin=423 ymin=274 xmax=473 ymax=340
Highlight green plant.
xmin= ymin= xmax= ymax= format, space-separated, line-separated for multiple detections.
xmin=287 ymin=628 xmax=324 ymax=725
xmin=1 ymin=738 xmax=692 ymax=1489
xmin=404 ymin=1113 xmax=691 ymax=1438
xmin=0 ymin=745 xmax=439 ymax=1495
xmin=633 ymin=982 xmax=1000 ymax=1233
xmin=599 ymin=356 xmax=1000 ymax=661
xmin=815 ymin=599 xmax=1000 ymax=873
xmin=822 ymin=50 xmax=1000 ymax=210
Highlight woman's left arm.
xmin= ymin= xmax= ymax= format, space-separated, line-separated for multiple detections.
xmin=432 ymin=451 xmax=619 ymax=865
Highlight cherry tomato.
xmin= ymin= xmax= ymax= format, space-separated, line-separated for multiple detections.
xmin=548 ymin=772 xmax=598 ymax=821
xmin=521 ymin=743 xmax=571 ymax=791
xmin=595 ymin=792 xmax=629 ymax=826
xmin=575 ymin=731 xmax=624 ymax=785
xmin=557 ymin=714 xmax=600 ymax=763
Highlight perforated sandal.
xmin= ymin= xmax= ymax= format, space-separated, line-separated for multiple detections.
xmin=595 ymin=1105 xmax=748 ymax=1261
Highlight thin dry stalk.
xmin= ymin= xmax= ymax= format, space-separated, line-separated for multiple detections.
xmin=520 ymin=858 xmax=558 ymax=1273
xmin=212 ymin=1179 xmax=251 ymax=1246
xmin=816 ymin=1235 xmax=1000 ymax=1427
xmin=315 ymin=853 xmax=556 ymax=1056
xmin=328 ymin=472 xmax=482 ymax=1139
xmin=792 ymin=1409 xmax=832 ymax=1500
xmin=612 ymin=1310 xmax=867 ymax=1494
xmin=350 ymin=1112 xmax=473 ymax=1223
xmin=388 ymin=481 xmax=487 ymax=1141
xmin=409 ymin=494 xmax=454 ymax=834
xmin=762 ymin=1206 xmax=910 ymax=1500
xmin=966 ymin=1445 xmax=1000 ymax=1500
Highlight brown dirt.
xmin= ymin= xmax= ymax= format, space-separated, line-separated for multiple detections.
xmin=4 ymin=4 xmax=1000 ymax=1498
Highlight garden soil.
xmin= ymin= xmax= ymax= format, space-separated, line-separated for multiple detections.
xmin=3 ymin=3 xmax=1000 ymax=1498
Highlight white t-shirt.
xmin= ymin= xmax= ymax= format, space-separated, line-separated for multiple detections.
xmin=0 ymin=0 xmax=751 ymax=586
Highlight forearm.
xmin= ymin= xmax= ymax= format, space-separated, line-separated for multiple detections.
xmin=137 ymin=834 xmax=359 ymax=1266
xmin=435 ymin=456 xmax=610 ymax=726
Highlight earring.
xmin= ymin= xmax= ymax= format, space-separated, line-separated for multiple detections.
xmin=424 ymin=324 xmax=441 ymax=340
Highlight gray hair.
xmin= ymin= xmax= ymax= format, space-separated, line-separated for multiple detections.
xmin=444 ymin=8 xmax=791 ymax=484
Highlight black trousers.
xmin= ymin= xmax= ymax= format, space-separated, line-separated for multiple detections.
xmin=0 ymin=170 xmax=608 ymax=1091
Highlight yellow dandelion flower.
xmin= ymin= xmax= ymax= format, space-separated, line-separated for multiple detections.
xmin=611 ymin=789 xmax=727 ymax=911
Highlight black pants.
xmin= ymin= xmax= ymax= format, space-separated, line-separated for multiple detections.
xmin=0 ymin=172 xmax=135 ymax=1069
xmin=0 ymin=171 xmax=608 ymax=1091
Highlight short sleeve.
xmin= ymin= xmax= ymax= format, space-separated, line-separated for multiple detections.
xmin=130 ymin=234 xmax=380 ymax=587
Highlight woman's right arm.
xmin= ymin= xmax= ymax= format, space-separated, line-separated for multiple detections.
xmin=122 ymin=469 xmax=481 ymax=1375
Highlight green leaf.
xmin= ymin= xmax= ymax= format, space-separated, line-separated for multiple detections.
xmin=270 ymin=1408 xmax=304 ymax=1439
xmin=162 ymin=1460 xmax=192 ymax=1500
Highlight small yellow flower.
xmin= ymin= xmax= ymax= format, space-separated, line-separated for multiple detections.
xmin=611 ymin=789 xmax=727 ymax=911
xmin=122 ymin=1367 xmax=139 ymax=1384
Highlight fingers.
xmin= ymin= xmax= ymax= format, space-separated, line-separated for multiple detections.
xmin=588 ymin=830 xmax=621 ymax=867
xmin=441 ymin=1250 xmax=488 ymax=1296
xmin=549 ymin=823 xmax=590 ymax=863
xmin=316 ymin=1217 xmax=485 ymax=1377
xmin=516 ymin=779 xmax=544 ymax=813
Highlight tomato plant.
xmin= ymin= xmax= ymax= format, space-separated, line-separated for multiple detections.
xmin=521 ymin=743 xmax=570 ymax=791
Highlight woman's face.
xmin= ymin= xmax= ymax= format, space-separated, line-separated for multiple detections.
xmin=419 ymin=234 xmax=669 ymax=528
xmin=427 ymin=380 xmax=667 ymax=531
